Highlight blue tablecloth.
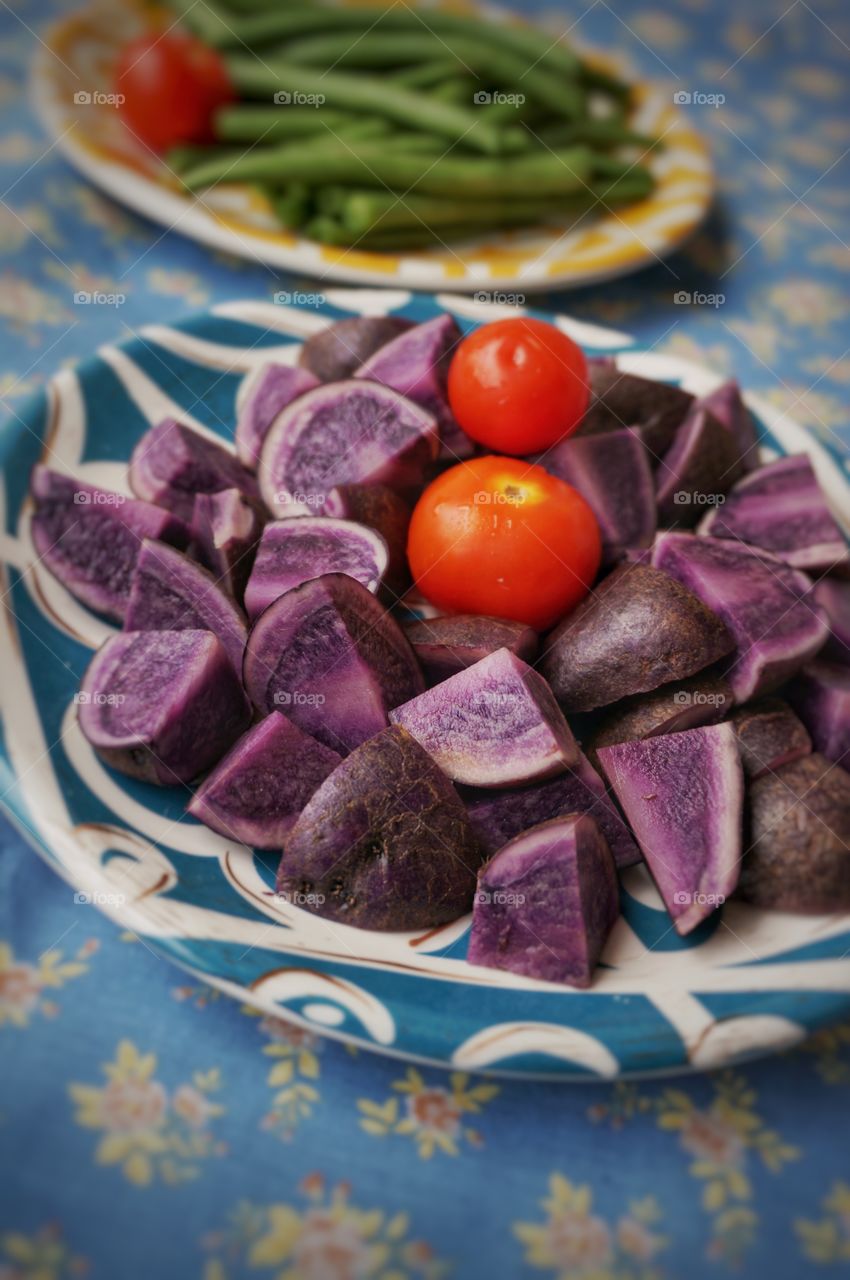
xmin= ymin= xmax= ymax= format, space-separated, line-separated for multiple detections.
xmin=2 ymin=1 xmax=849 ymax=1277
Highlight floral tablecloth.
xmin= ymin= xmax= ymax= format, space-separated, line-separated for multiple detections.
xmin=1 ymin=0 xmax=849 ymax=1277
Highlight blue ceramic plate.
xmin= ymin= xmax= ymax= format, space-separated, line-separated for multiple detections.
xmin=2 ymin=290 xmax=849 ymax=1080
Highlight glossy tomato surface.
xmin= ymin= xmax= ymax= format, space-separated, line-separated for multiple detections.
xmin=116 ymin=32 xmax=234 ymax=152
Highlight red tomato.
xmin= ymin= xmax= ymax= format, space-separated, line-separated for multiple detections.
xmin=115 ymin=32 xmax=234 ymax=152
xmin=447 ymin=317 xmax=590 ymax=455
xmin=407 ymin=456 xmax=601 ymax=630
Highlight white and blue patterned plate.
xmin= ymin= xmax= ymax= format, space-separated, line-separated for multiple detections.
xmin=2 ymin=290 xmax=849 ymax=1080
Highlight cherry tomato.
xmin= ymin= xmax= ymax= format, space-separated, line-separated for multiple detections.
xmin=447 ymin=317 xmax=590 ymax=455
xmin=115 ymin=32 xmax=234 ymax=152
xmin=407 ymin=456 xmax=601 ymax=630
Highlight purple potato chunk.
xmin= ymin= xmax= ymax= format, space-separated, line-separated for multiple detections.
xmin=29 ymin=466 xmax=190 ymax=622
xmin=460 ymin=749 xmax=641 ymax=869
xmin=389 ymin=648 xmax=578 ymax=787
xmin=585 ymin=673 xmax=733 ymax=771
xmin=298 ymin=315 xmax=414 ymax=382
xmin=598 ymin=723 xmax=744 ymax=934
xmin=467 ymin=814 xmax=619 ymax=987
xmin=786 ymin=662 xmax=850 ymax=767
xmin=257 ymin=380 xmax=438 ymax=517
xmin=188 ymin=711 xmax=341 ymax=847
xmin=243 ymin=572 xmax=424 ymax=753
xmin=738 ymin=754 xmax=850 ymax=911
xmin=656 ymin=406 xmax=744 ymax=527
xmin=814 ymin=578 xmax=850 ymax=665
xmin=322 ymin=483 xmax=411 ymax=593
xmin=699 ymin=454 xmax=849 ymax=573
xmin=695 ymin=380 xmax=759 ymax=472
xmin=276 ymin=725 xmax=481 ymax=930
xmin=129 ymin=418 xmax=260 ymax=523
xmin=533 ymin=428 xmax=655 ymax=565
xmin=652 ymin=532 xmax=829 ymax=702
xmin=540 ymin=563 xmax=734 ymax=712
xmin=404 ymin=614 xmax=538 ymax=685
xmin=78 ymin=629 xmax=249 ymax=785
xmin=730 ymin=698 xmax=812 ymax=779
xmin=191 ymin=488 xmax=263 ymax=604
xmin=577 ymin=364 xmax=694 ymax=459
xmin=124 ymin=539 xmax=248 ymax=675
xmin=243 ymin=517 xmax=389 ymax=620
xmin=235 ymin=363 xmax=319 ymax=468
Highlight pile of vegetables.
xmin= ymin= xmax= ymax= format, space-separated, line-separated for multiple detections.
xmin=32 ymin=308 xmax=850 ymax=992
xmin=114 ymin=3 xmax=659 ymax=249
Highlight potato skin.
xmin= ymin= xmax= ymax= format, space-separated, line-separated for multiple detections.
xmin=298 ymin=317 xmax=413 ymax=382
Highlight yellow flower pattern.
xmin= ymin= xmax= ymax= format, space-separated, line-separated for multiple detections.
xmin=796 ymin=1182 xmax=850 ymax=1264
xmin=0 ymin=1225 xmax=88 ymax=1280
xmin=358 ymin=1068 xmax=499 ymax=1158
xmin=0 ymin=939 xmax=95 ymax=1027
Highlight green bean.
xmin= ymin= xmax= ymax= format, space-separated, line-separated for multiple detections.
xmin=392 ymin=60 xmax=467 ymax=89
xmin=327 ymin=187 xmax=576 ymax=235
xmin=534 ymin=118 xmax=658 ymax=150
xmin=214 ymin=104 xmax=353 ymax=141
xmin=272 ymin=182 xmax=314 ymax=228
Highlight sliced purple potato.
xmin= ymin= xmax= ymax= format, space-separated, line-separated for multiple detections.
xmin=322 ymin=483 xmax=411 ymax=593
xmin=578 ymin=364 xmax=694 ymax=459
xmin=786 ymin=662 xmax=850 ymax=767
xmin=656 ymin=406 xmax=744 ymax=527
xmin=243 ymin=572 xmax=424 ymax=753
xmin=738 ymin=753 xmax=850 ymax=912
xmin=533 ymin=428 xmax=655 ymax=565
xmin=652 ymin=532 xmax=829 ymax=702
xmin=188 ymin=711 xmax=341 ymax=847
xmin=29 ymin=466 xmax=190 ymax=622
xmin=298 ymin=315 xmax=414 ymax=382
xmin=235 ymin=363 xmax=319 ymax=468
xmin=814 ymin=578 xmax=850 ymax=665
xmin=699 ymin=454 xmax=849 ymax=573
xmin=540 ymin=564 xmax=734 ymax=713
xmin=730 ymin=697 xmax=812 ymax=780
xmin=78 ymin=629 xmax=249 ymax=785
xmin=585 ymin=673 xmax=733 ymax=771
xmin=243 ymin=517 xmax=389 ymax=620
xmin=257 ymin=380 xmax=438 ymax=517
xmin=461 ymin=750 xmax=641 ymax=869
xmin=191 ymin=488 xmax=262 ymax=603
xmin=696 ymin=380 xmax=759 ymax=471
xmin=389 ymin=648 xmax=577 ymax=787
xmin=124 ymin=539 xmax=248 ymax=675
xmin=403 ymin=614 xmax=538 ymax=685
xmin=598 ymin=723 xmax=744 ymax=935
xmin=276 ymin=725 xmax=481 ymax=930
xmin=129 ymin=418 xmax=260 ymax=523
xmin=467 ymin=814 xmax=619 ymax=988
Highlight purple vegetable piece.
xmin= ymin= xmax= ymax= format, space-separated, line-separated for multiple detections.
xmin=390 ymin=648 xmax=577 ymax=787
xmin=586 ymin=674 xmax=733 ymax=771
xmin=243 ymin=572 xmax=424 ymax=753
xmin=322 ymin=483 xmax=411 ymax=593
xmin=404 ymin=614 xmax=538 ymax=684
xmin=298 ymin=315 xmax=414 ymax=382
xmin=78 ymin=629 xmax=249 ymax=785
xmin=124 ymin=539 xmax=248 ymax=675
xmin=533 ymin=428 xmax=655 ymax=564
xmin=467 ymin=814 xmax=619 ymax=987
xmin=730 ymin=697 xmax=812 ymax=780
xmin=656 ymin=406 xmax=744 ymax=527
xmin=29 ymin=466 xmax=190 ymax=622
xmin=652 ymin=532 xmax=829 ymax=702
xmin=786 ymin=661 xmax=850 ymax=767
xmin=276 ymin=725 xmax=481 ymax=930
xmin=578 ymin=364 xmax=694 ymax=458
xmin=739 ymin=754 xmax=850 ymax=912
xmin=188 ymin=711 xmax=341 ymax=847
xmin=598 ymin=723 xmax=744 ymax=935
xmin=540 ymin=564 xmax=734 ymax=712
xmin=695 ymin=380 xmax=759 ymax=472
xmin=257 ymin=380 xmax=438 ymax=517
xmin=699 ymin=454 xmax=849 ymax=572
xmin=244 ymin=517 xmax=389 ymax=620
xmin=814 ymin=578 xmax=850 ymax=665
xmin=461 ymin=749 xmax=641 ymax=869
xmin=191 ymin=488 xmax=262 ymax=603
xmin=129 ymin=418 xmax=260 ymax=522
xmin=235 ymin=363 xmax=319 ymax=468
